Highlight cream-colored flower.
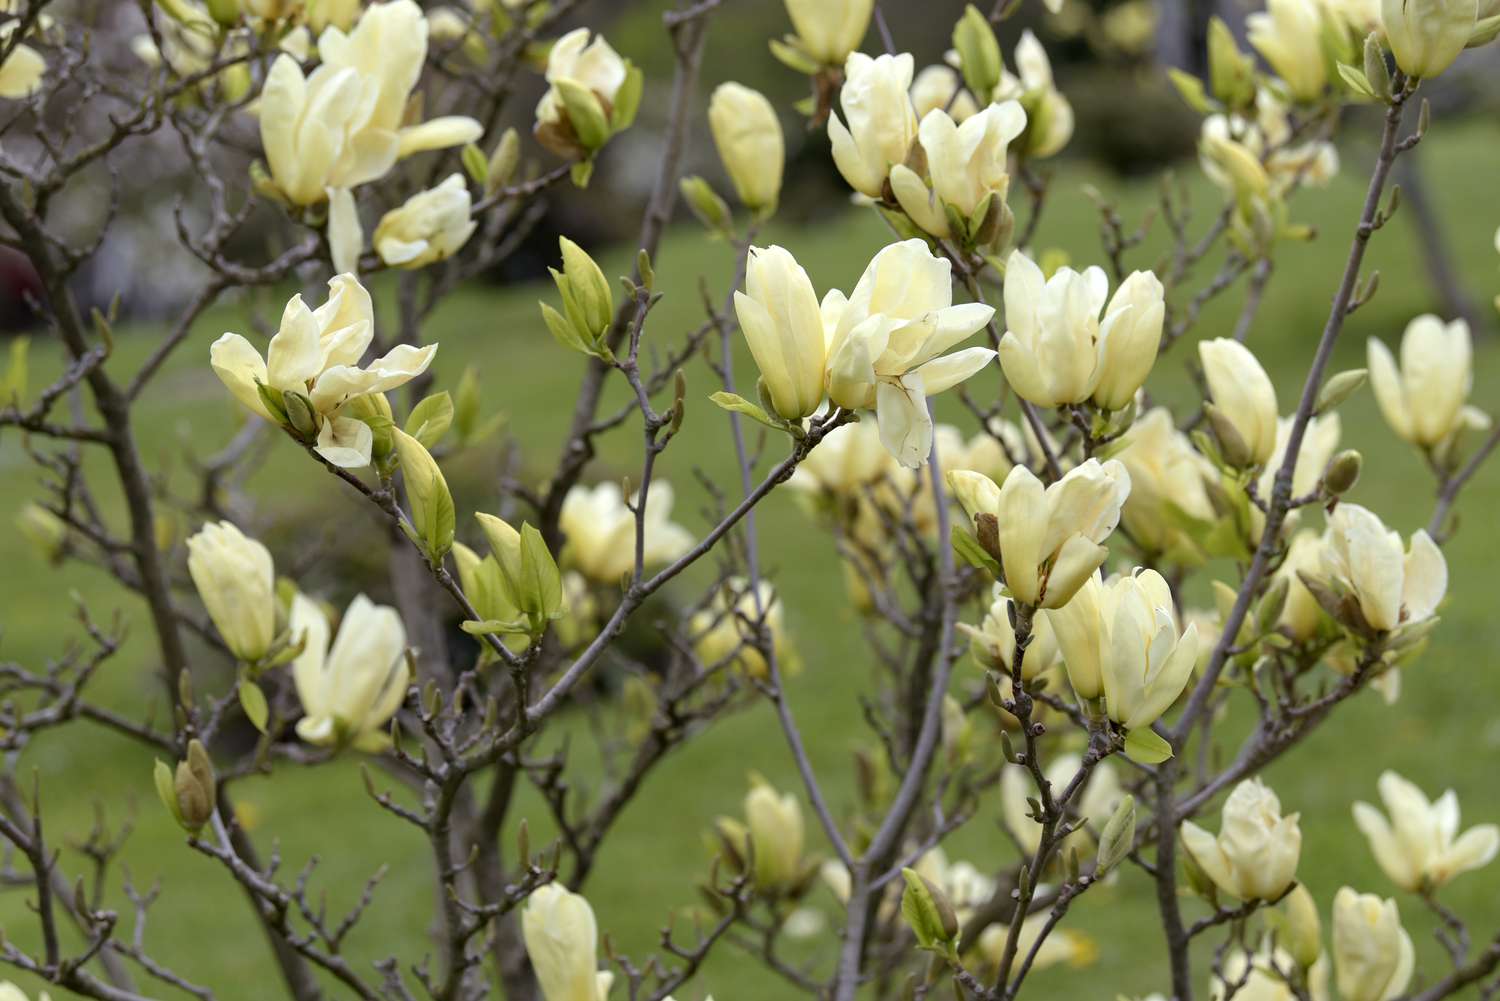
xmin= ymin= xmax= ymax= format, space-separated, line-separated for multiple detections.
xmin=186 ymin=521 xmax=276 ymax=662
xmin=1045 ymin=568 xmax=1198 ymax=728
xmin=910 ymin=64 xmax=978 ymax=121
xmin=996 ymin=31 xmax=1073 ymax=159
xmin=977 ymin=915 xmax=1097 ymax=972
xmin=0 ymin=25 xmax=45 ymax=99
xmin=259 ymin=1 xmax=481 ymax=205
xmin=787 ymin=418 xmax=896 ymax=496
xmin=1352 ymin=770 xmax=1499 ymax=891
xmin=1209 ymin=940 xmax=1324 ymax=1001
xmin=1115 ymin=408 xmax=1216 ymax=560
xmin=1199 ymin=338 xmax=1279 ymax=466
xmin=209 ymin=274 xmax=436 ymax=468
xmin=959 ymin=584 xmax=1059 ymax=679
xmin=534 ymin=27 xmax=627 ymax=128
xmin=1276 ymin=530 xmax=1329 ymax=640
xmin=0 ymin=982 xmax=51 ymax=1001
xmin=823 ymin=239 xmax=995 ymax=467
xmin=1247 ymin=0 xmax=1329 ymax=100
xmin=691 ymin=578 xmax=798 ymax=680
xmin=827 ymin=52 xmax=919 ymax=199
xmin=374 ymin=174 xmax=476 ymax=268
xmin=952 ymin=458 xmax=1131 ymax=610
xmin=999 ymin=250 xmax=1164 ymax=409
xmin=783 ymin=0 xmax=873 ymax=65
xmin=521 ymin=884 xmax=613 ymax=1001
xmin=890 ymin=102 xmax=1026 ymax=240
xmin=734 ymin=245 xmax=828 ymax=420
xmin=1331 ymin=887 xmax=1413 ymax=1001
xmin=559 ymin=482 xmax=693 ymax=583
xmin=744 ymin=778 xmax=805 ymax=890
xmin=1320 ymin=503 xmax=1446 ymax=633
xmin=1181 ymin=778 xmax=1301 ymax=901
xmin=290 ymin=592 xmax=408 ymax=750
xmin=709 ymin=82 xmax=784 ymax=214
xmin=1382 ymin=0 xmax=1478 ymax=79
xmin=308 ymin=0 xmax=362 ymax=31
xmin=1368 ymin=315 xmax=1482 ymax=448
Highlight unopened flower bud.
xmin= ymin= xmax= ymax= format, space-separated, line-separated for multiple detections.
xmin=1324 ymin=449 xmax=1362 ymax=495
xmin=952 ymin=4 xmax=1003 ymax=100
xmin=1279 ymin=884 xmax=1323 ymax=970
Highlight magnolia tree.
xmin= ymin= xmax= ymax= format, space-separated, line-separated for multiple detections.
xmin=1 ymin=0 xmax=1499 ymax=998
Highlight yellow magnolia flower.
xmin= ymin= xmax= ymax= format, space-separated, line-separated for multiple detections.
xmin=823 ymin=239 xmax=995 ymax=467
xmin=959 ymin=584 xmax=1060 ymax=679
xmin=691 ymin=577 xmax=798 ymax=680
xmin=210 ymin=275 xmax=436 ymax=468
xmin=521 ymin=884 xmax=613 ymax=1001
xmin=1368 ymin=315 xmax=1486 ymax=449
xmin=1331 ymin=888 xmax=1413 ymax=1001
xmin=186 ymin=521 xmax=276 ymax=662
xmin=0 ymin=981 xmax=51 ymax=1001
xmin=1044 ymin=568 xmax=1198 ymax=728
xmin=374 ymin=173 xmax=477 ymax=269
xmin=827 ymin=52 xmax=918 ymax=199
xmin=977 ymin=915 xmax=1097 ymax=972
xmin=744 ymin=778 xmax=805 ymax=891
xmin=0 ymin=25 xmax=45 ymax=99
xmin=1247 ymin=0 xmax=1329 ymax=100
xmin=290 ymin=593 xmax=408 ymax=750
xmin=1199 ymin=338 xmax=1279 ymax=466
xmin=559 ymin=481 xmax=693 ymax=583
xmin=1275 ymin=530 xmax=1329 ymax=640
xmin=534 ymin=27 xmax=627 ymax=155
xmin=891 ymin=101 xmax=1026 ymax=241
xmin=786 ymin=418 xmax=895 ymax=496
xmin=1209 ymin=940 xmax=1326 ymax=1001
xmin=1382 ymin=0 xmax=1478 ymax=79
xmin=783 ymin=0 xmax=872 ymax=65
xmin=910 ymin=64 xmax=977 ymax=121
xmin=1180 ymin=778 xmax=1301 ymax=901
xmin=708 ymin=82 xmax=784 ymax=214
xmin=1001 ymin=752 xmax=1119 ymax=854
xmin=999 ymin=250 xmax=1164 ymax=410
xmin=1114 ymin=408 xmax=1216 ymax=560
xmin=950 ymin=457 xmax=1131 ymax=609
xmin=1320 ymin=503 xmax=1446 ymax=633
xmin=996 ymin=31 xmax=1073 ymax=159
xmin=1352 ymin=770 xmax=1499 ymax=891
xmin=734 ymin=245 xmax=828 ymax=420
xmin=258 ymin=1 xmax=481 ymax=205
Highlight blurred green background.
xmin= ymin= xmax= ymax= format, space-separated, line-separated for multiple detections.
xmin=3 ymin=2 xmax=1500 ymax=999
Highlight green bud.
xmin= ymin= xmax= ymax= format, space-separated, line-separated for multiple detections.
xmin=679 ymin=175 xmax=733 ymax=234
xmin=952 ymin=5 xmax=1003 ymax=102
xmin=1315 ymin=367 xmax=1367 ymax=415
xmin=1323 ymin=449 xmax=1362 ymax=495
xmin=476 ymin=514 xmax=564 ymax=632
xmin=281 ymin=389 xmax=319 ymax=440
xmin=393 ymin=428 xmax=455 ymax=561
xmin=1204 ymin=402 xmax=1253 ymax=469
xmin=1256 ymin=575 xmax=1289 ymax=634
xmin=899 ymin=868 xmax=959 ymax=952
xmin=1096 ymin=794 xmax=1135 ymax=877
xmin=486 ymin=128 xmax=521 ymax=195
xmin=1278 ymin=884 xmax=1323 ymax=970
xmin=1363 ymin=31 xmax=1393 ymax=102
xmin=1208 ymin=17 xmax=1256 ymax=109
xmin=205 ymin=0 xmax=241 ymax=26
xmin=556 ymin=79 xmax=610 ymax=150
xmin=556 ymin=236 xmax=613 ymax=340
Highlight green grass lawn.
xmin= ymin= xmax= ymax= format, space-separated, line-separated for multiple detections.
xmin=3 ymin=115 xmax=1500 ymax=999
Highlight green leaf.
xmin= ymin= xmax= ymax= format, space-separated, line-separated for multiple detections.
xmin=519 ymin=522 xmax=565 ymax=627
xmin=1167 ymin=68 xmax=1212 ymax=114
xmin=541 ymin=301 xmax=595 ymax=356
xmin=610 ymin=62 xmax=644 ymax=132
xmin=1095 ymin=794 xmax=1136 ymax=876
xmin=950 ymin=524 xmax=1002 ymax=580
xmin=556 ymin=79 xmax=610 ymax=149
xmin=461 ymin=142 xmax=488 ymax=187
xmin=768 ymin=36 xmax=820 ymax=74
xmin=1336 ymin=62 xmax=1377 ymax=99
xmin=406 ymin=391 xmax=454 ymax=448
xmin=425 ymin=470 xmax=457 ymax=562
xmin=1124 ymin=727 xmax=1174 ymax=764
xmin=899 ymin=868 xmax=958 ymax=953
xmin=708 ymin=391 xmax=782 ymax=431
xmin=154 ymin=758 xmax=186 ymax=827
xmin=238 ymin=679 xmax=269 ymax=733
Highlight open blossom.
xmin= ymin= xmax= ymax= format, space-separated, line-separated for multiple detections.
xmin=709 ymin=82 xmax=784 ymax=214
xmin=1382 ymin=0 xmax=1479 ymax=79
xmin=890 ymin=102 xmax=1026 ymax=241
xmin=533 ymin=27 xmax=630 ymax=156
xmin=786 ymin=418 xmax=894 ymax=496
xmin=186 ymin=522 xmax=276 ymax=662
xmin=691 ymin=578 xmax=798 ymax=680
xmin=734 ymin=245 xmax=828 ymax=420
xmin=1368 ymin=315 xmax=1486 ymax=449
xmin=1044 ymin=568 xmax=1198 ymax=729
xmin=827 ymin=52 xmax=918 ymax=199
xmin=1002 ymin=753 xmax=1122 ymax=854
xmin=823 ymin=239 xmax=995 ymax=467
xmin=1181 ymin=778 xmax=1301 ymax=901
xmin=1199 ymin=338 xmax=1279 ymax=466
xmin=997 ymin=31 xmax=1073 ymax=159
xmin=959 ymin=584 xmax=1059 ymax=679
xmin=783 ymin=0 xmax=873 ymax=65
xmin=950 ymin=458 xmax=1131 ymax=610
xmin=1352 ymin=771 xmax=1499 ymax=891
xmin=1320 ymin=503 xmax=1446 ymax=633
xmin=209 ymin=274 xmax=437 ymax=468
xmin=1247 ymin=0 xmax=1329 ymax=100
xmin=998 ymin=250 xmax=1164 ymax=410
xmin=290 ymin=593 xmax=408 ymax=750
xmin=1332 ymin=888 xmax=1414 ymax=1001
xmin=910 ymin=64 xmax=977 ymax=121
xmin=374 ymin=174 xmax=476 ymax=269
xmin=1115 ymin=408 xmax=1216 ymax=560
xmin=259 ymin=1 xmax=481 ymax=206
xmin=559 ymin=482 xmax=693 ymax=583
xmin=522 ymin=884 xmax=613 ymax=1001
